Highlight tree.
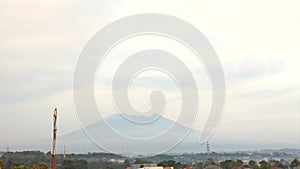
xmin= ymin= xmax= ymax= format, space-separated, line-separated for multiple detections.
xmin=0 ymin=160 xmax=3 ymax=169
xmin=279 ymin=159 xmax=289 ymax=169
xmin=134 ymin=158 xmax=152 ymax=164
xmin=249 ymin=160 xmax=259 ymax=169
xmin=61 ymin=160 xmax=88 ymax=169
xmin=291 ymin=159 xmax=299 ymax=168
xmin=124 ymin=159 xmax=131 ymax=168
xmin=196 ymin=161 xmax=204 ymax=169
xmin=220 ymin=160 xmax=235 ymax=169
xmin=32 ymin=162 xmax=49 ymax=169
xmin=271 ymin=160 xmax=284 ymax=169
xmin=259 ymin=160 xmax=271 ymax=169
xmin=237 ymin=160 xmax=243 ymax=168
xmin=11 ymin=165 xmax=29 ymax=169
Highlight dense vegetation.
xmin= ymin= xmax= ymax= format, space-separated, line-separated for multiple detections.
xmin=0 ymin=151 xmax=124 ymax=169
xmin=0 ymin=151 xmax=299 ymax=169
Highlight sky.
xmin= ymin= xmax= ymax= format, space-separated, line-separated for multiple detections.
xmin=0 ymin=0 xmax=299 ymax=152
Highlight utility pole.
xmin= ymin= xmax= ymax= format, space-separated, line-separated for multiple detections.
xmin=52 ymin=108 xmax=58 ymax=169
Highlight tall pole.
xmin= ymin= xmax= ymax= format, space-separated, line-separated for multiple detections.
xmin=206 ymin=141 xmax=211 ymax=161
xmin=206 ymin=141 xmax=210 ymax=154
xmin=63 ymin=145 xmax=66 ymax=159
xmin=52 ymin=108 xmax=58 ymax=169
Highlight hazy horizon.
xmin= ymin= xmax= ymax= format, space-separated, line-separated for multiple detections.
xmin=0 ymin=113 xmax=299 ymax=154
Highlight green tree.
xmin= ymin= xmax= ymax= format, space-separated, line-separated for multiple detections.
xmin=0 ymin=160 xmax=3 ymax=169
xmin=134 ymin=158 xmax=152 ymax=164
xmin=259 ymin=160 xmax=271 ymax=169
xmin=11 ymin=165 xmax=29 ymax=169
xmin=124 ymin=159 xmax=130 ymax=168
xmin=291 ymin=159 xmax=299 ymax=168
xmin=271 ymin=160 xmax=284 ymax=169
xmin=279 ymin=159 xmax=289 ymax=169
xmin=237 ymin=160 xmax=243 ymax=168
xmin=220 ymin=160 xmax=235 ymax=169
xmin=32 ymin=162 xmax=49 ymax=169
xmin=249 ymin=160 xmax=259 ymax=169
xmin=61 ymin=160 xmax=88 ymax=169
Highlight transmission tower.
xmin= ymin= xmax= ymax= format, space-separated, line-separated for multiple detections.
xmin=206 ymin=141 xmax=212 ymax=161
xmin=206 ymin=142 xmax=210 ymax=154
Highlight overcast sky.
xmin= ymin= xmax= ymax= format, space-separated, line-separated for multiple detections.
xmin=0 ymin=0 xmax=299 ymax=152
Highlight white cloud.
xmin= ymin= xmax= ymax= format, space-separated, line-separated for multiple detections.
xmin=0 ymin=0 xmax=299 ymax=150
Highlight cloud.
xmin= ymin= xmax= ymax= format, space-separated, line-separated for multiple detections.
xmin=0 ymin=0 xmax=123 ymax=147
xmin=0 ymin=0 xmax=125 ymax=104
xmin=0 ymin=0 xmax=299 ymax=150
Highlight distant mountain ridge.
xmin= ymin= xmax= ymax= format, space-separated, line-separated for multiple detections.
xmin=55 ymin=113 xmax=200 ymax=154
xmin=10 ymin=113 xmax=300 ymax=155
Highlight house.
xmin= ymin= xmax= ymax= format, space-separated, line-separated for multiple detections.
xmin=131 ymin=163 xmax=160 ymax=169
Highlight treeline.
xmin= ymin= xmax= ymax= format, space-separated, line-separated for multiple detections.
xmin=0 ymin=151 xmax=299 ymax=169
xmin=218 ymin=159 xmax=299 ymax=169
xmin=155 ymin=159 xmax=300 ymax=169
xmin=0 ymin=151 xmax=124 ymax=169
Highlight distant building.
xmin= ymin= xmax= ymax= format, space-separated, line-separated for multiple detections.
xmin=183 ymin=166 xmax=193 ymax=169
xmin=131 ymin=163 xmax=173 ymax=169
xmin=144 ymin=167 xmax=163 ymax=169
xmin=131 ymin=163 xmax=160 ymax=169
xmin=163 ymin=167 xmax=174 ymax=169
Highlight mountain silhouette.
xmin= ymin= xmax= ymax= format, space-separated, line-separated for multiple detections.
xmin=32 ymin=113 xmax=201 ymax=155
